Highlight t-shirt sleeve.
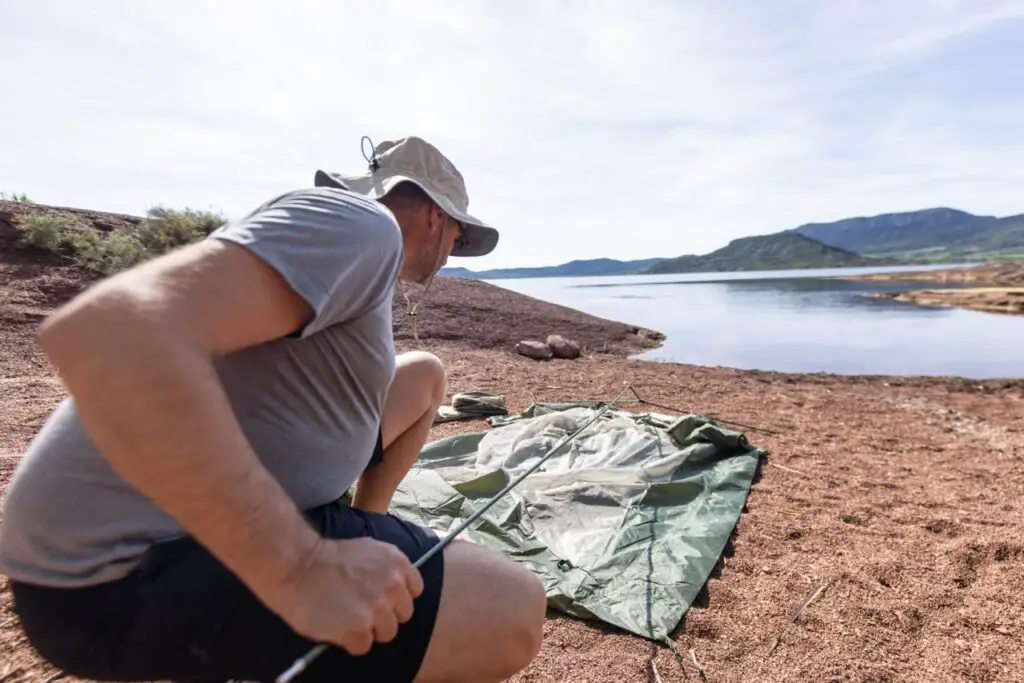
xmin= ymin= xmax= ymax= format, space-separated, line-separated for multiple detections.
xmin=207 ymin=187 xmax=403 ymax=338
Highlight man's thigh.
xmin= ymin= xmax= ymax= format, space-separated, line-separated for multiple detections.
xmin=12 ymin=502 xmax=445 ymax=683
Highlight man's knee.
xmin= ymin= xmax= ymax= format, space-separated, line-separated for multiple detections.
xmin=396 ymin=350 xmax=446 ymax=404
xmin=416 ymin=541 xmax=546 ymax=683
xmin=486 ymin=551 xmax=546 ymax=672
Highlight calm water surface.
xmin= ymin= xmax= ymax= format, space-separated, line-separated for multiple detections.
xmin=484 ymin=265 xmax=1024 ymax=379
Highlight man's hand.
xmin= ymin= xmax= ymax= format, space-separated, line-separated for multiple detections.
xmin=267 ymin=537 xmax=425 ymax=655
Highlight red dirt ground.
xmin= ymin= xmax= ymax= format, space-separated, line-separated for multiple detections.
xmin=2 ymin=202 xmax=1024 ymax=682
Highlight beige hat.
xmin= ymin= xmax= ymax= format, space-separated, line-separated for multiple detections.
xmin=314 ymin=135 xmax=499 ymax=258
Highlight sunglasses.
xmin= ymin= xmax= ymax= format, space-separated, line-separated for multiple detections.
xmin=452 ymin=221 xmax=468 ymax=252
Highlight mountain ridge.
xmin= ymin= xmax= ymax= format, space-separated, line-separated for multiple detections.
xmin=442 ymin=206 xmax=1024 ymax=279
xmin=646 ymin=232 xmax=899 ymax=274
xmin=440 ymin=257 xmax=664 ymax=280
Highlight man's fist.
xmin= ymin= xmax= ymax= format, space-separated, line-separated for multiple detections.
xmin=263 ymin=536 xmax=424 ymax=655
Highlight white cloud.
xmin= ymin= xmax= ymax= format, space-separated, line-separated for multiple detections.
xmin=1 ymin=0 xmax=1023 ymax=268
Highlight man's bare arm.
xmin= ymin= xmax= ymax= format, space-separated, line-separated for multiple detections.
xmin=37 ymin=238 xmax=321 ymax=598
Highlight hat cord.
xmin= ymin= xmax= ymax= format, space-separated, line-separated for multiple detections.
xmin=361 ymin=135 xmax=379 ymax=171
xmin=399 ymin=280 xmax=422 ymax=343
xmin=398 ymin=216 xmax=446 ymax=344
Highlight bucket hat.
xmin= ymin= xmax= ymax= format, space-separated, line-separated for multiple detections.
xmin=314 ymin=135 xmax=499 ymax=258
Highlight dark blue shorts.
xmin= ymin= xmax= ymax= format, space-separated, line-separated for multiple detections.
xmin=9 ymin=433 xmax=445 ymax=683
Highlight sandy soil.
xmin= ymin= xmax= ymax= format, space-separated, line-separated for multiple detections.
xmin=3 ymin=205 xmax=1024 ymax=682
xmin=847 ymin=262 xmax=1024 ymax=317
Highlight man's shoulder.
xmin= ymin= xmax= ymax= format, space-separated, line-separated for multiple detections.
xmin=263 ymin=186 xmax=397 ymax=226
xmin=218 ymin=187 xmax=402 ymax=252
xmin=206 ymin=186 xmax=403 ymax=335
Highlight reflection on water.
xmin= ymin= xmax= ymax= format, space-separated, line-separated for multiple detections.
xmin=485 ymin=264 xmax=1024 ymax=379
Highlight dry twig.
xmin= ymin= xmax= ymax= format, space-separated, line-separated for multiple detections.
xmin=690 ymin=649 xmax=708 ymax=681
xmin=790 ymin=583 xmax=828 ymax=623
xmin=769 ymin=461 xmax=809 ymax=477
xmin=765 ymin=583 xmax=830 ymax=658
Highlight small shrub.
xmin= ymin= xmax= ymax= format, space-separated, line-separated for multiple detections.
xmin=12 ymin=205 xmax=226 ymax=276
xmin=14 ymin=212 xmax=86 ymax=251
xmin=135 ymin=206 xmax=226 ymax=253
xmin=63 ymin=227 xmax=149 ymax=276
xmin=0 ymin=191 xmax=34 ymax=203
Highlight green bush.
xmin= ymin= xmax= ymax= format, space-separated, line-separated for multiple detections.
xmin=13 ymin=205 xmax=227 ymax=276
xmin=16 ymin=212 xmax=79 ymax=252
xmin=62 ymin=226 xmax=150 ymax=275
xmin=0 ymin=191 xmax=33 ymax=203
xmin=136 ymin=206 xmax=225 ymax=252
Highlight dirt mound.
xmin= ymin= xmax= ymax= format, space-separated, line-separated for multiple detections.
xmin=0 ymin=199 xmax=140 ymax=267
xmin=0 ymin=199 xmax=142 ymax=233
xmin=0 ymin=200 xmax=663 ymax=359
xmin=393 ymin=276 xmax=663 ymax=356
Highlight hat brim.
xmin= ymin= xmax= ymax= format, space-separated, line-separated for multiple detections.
xmin=314 ymin=169 xmax=498 ymax=258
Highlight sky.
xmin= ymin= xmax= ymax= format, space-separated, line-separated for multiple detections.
xmin=2 ymin=1 xmax=1024 ymax=270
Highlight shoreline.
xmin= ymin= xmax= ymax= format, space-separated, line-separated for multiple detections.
xmin=873 ymin=287 xmax=1024 ymax=316
xmin=843 ymin=260 xmax=1024 ymax=317
xmin=2 ymin=258 xmax=1020 ymax=388
xmin=841 ymin=261 xmax=1023 ymax=285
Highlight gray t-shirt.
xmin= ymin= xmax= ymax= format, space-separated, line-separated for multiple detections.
xmin=0 ymin=186 xmax=403 ymax=588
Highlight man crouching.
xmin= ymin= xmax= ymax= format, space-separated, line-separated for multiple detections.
xmin=0 ymin=136 xmax=546 ymax=682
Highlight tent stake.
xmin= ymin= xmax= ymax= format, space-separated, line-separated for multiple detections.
xmin=276 ymin=384 xmax=634 ymax=683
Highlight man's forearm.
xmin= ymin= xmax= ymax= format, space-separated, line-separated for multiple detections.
xmin=38 ymin=303 xmax=319 ymax=598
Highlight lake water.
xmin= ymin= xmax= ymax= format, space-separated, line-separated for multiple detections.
xmin=484 ymin=264 xmax=1024 ymax=379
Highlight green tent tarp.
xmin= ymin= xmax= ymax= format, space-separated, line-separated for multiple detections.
xmin=390 ymin=401 xmax=765 ymax=644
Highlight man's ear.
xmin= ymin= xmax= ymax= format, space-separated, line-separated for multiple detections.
xmin=427 ymin=204 xmax=446 ymax=234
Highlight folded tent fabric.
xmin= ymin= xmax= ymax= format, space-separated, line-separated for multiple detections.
xmin=390 ymin=401 xmax=765 ymax=644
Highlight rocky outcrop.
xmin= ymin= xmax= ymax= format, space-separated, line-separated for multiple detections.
xmin=546 ymin=334 xmax=582 ymax=359
xmin=877 ymin=287 xmax=1024 ymax=316
xmin=514 ymin=334 xmax=585 ymax=361
xmin=392 ymin=277 xmax=665 ymax=357
xmin=515 ymin=340 xmax=554 ymax=360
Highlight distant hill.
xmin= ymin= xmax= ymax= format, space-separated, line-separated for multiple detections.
xmin=645 ymin=232 xmax=899 ymax=274
xmin=443 ymin=207 xmax=1024 ymax=281
xmin=439 ymin=257 xmax=665 ymax=280
xmin=789 ymin=208 xmax=1024 ymax=262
